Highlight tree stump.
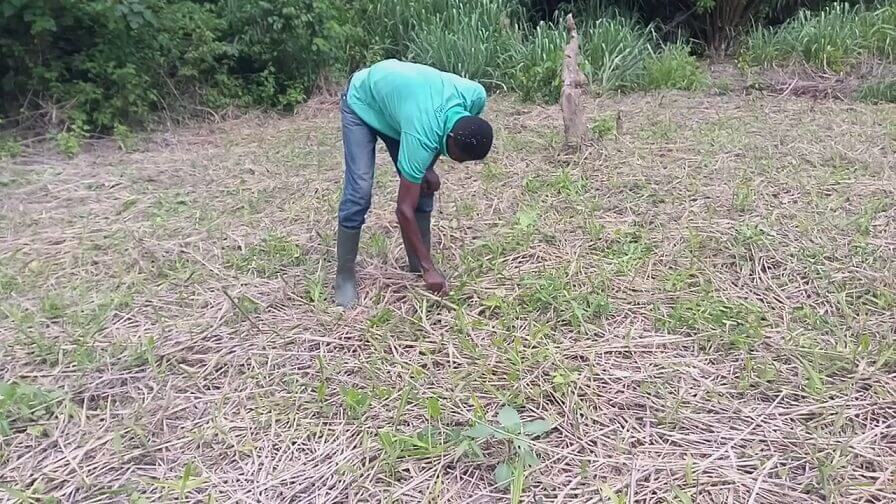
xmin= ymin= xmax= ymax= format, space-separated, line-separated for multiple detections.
xmin=561 ymin=13 xmax=588 ymax=150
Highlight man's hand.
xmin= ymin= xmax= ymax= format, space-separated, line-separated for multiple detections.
xmin=421 ymin=170 xmax=441 ymax=195
xmin=422 ymin=267 xmax=448 ymax=295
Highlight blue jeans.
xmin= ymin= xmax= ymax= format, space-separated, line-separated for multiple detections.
xmin=338 ymin=94 xmax=436 ymax=230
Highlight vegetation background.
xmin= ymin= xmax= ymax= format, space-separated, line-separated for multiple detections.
xmin=1 ymin=0 xmax=895 ymax=152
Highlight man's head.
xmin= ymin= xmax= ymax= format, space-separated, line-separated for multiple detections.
xmin=446 ymin=116 xmax=493 ymax=163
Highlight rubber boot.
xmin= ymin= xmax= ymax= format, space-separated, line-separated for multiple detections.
xmin=402 ymin=212 xmax=431 ymax=273
xmin=334 ymin=226 xmax=361 ymax=308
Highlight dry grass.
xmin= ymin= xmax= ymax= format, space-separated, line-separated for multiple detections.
xmin=1 ymin=91 xmax=895 ymax=503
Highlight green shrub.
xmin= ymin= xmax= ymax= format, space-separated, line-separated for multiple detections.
xmin=0 ymin=1 xmax=230 ymax=131
xmin=406 ymin=0 xmax=520 ymax=81
xmin=644 ymin=44 xmax=708 ymax=91
xmin=352 ymin=0 xmax=668 ymax=102
xmin=11 ymin=0 xmax=860 ymax=132
xmin=791 ymin=3 xmax=863 ymax=71
xmin=353 ymin=0 xmax=455 ymax=62
xmin=581 ymin=17 xmax=654 ymax=91
xmin=0 ymin=0 xmax=360 ymax=132
xmin=507 ymin=22 xmax=566 ymax=103
xmin=739 ymin=26 xmax=789 ymax=67
xmin=217 ymin=0 xmax=361 ymax=106
xmin=863 ymin=3 xmax=896 ymax=60
xmin=54 ymin=120 xmax=87 ymax=157
xmin=740 ymin=2 xmax=896 ymax=71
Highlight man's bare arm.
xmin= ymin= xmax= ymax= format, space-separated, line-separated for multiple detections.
xmin=396 ymin=177 xmax=446 ymax=293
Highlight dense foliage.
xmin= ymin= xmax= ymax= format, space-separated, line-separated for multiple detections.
xmin=0 ymin=0 xmax=362 ymax=132
xmin=740 ymin=2 xmax=896 ymax=70
xmin=0 ymin=0 xmax=891 ymax=136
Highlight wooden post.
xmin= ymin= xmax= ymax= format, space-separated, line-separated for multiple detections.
xmin=561 ymin=13 xmax=587 ymax=149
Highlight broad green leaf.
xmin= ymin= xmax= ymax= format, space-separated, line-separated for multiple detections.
xmin=497 ymin=405 xmax=521 ymax=431
xmin=26 ymin=424 xmax=46 ymax=437
xmin=493 ymin=428 xmax=511 ymax=440
xmin=522 ymin=419 xmax=552 ymax=437
xmin=414 ymin=427 xmax=436 ymax=448
xmin=494 ymin=462 xmax=513 ymax=489
xmin=463 ymin=423 xmax=493 ymax=439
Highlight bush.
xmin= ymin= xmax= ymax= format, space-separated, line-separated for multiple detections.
xmin=0 ymin=0 xmax=360 ymax=132
xmin=740 ymin=2 xmax=896 ymax=71
xmin=738 ymin=25 xmax=788 ymax=67
xmin=644 ymin=44 xmax=708 ymax=90
xmin=405 ymin=0 xmax=520 ymax=82
xmin=0 ymin=1 xmax=229 ymax=130
xmin=353 ymin=0 xmax=455 ymax=63
xmin=7 ymin=0 xmax=815 ymax=135
xmin=539 ymin=1 xmax=851 ymax=53
xmin=217 ymin=0 xmax=361 ymax=107
xmin=507 ymin=23 xmax=567 ymax=102
xmin=581 ymin=17 xmax=654 ymax=91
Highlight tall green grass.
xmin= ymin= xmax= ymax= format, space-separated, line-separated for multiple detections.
xmin=857 ymin=80 xmax=896 ymax=103
xmin=406 ymin=0 xmax=521 ymax=82
xmin=356 ymin=0 xmax=706 ymax=102
xmin=580 ymin=17 xmax=654 ymax=90
xmin=355 ymin=0 xmax=457 ymax=61
xmin=644 ymin=44 xmax=709 ymax=91
xmin=741 ymin=2 xmax=896 ymax=71
xmin=507 ymin=22 xmax=567 ymax=102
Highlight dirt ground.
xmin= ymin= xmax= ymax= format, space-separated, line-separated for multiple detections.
xmin=1 ymin=91 xmax=894 ymax=503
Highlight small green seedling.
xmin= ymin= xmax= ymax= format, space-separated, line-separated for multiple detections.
xmin=342 ymin=387 xmax=371 ymax=418
xmin=590 ymin=114 xmax=618 ymax=138
xmin=463 ymin=405 xmax=553 ymax=501
xmin=148 ymin=461 xmax=207 ymax=501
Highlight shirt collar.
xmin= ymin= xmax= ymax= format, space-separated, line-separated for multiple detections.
xmin=441 ymin=107 xmax=470 ymax=156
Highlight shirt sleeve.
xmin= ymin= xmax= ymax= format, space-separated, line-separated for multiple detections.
xmin=397 ymin=133 xmax=437 ymax=184
xmin=466 ymin=82 xmax=487 ymax=116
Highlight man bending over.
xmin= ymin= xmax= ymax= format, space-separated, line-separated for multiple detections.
xmin=334 ymin=59 xmax=494 ymax=308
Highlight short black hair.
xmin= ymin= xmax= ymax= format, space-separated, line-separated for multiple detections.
xmin=451 ymin=116 xmax=493 ymax=160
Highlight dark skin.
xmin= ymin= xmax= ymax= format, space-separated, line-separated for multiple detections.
xmin=396 ymin=135 xmax=474 ymax=295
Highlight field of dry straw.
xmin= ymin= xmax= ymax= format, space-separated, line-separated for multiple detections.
xmin=1 ymin=91 xmax=895 ymax=503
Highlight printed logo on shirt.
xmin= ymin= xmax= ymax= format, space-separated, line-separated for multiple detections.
xmin=434 ymin=103 xmax=447 ymax=118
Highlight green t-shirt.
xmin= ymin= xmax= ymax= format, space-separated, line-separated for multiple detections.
xmin=347 ymin=59 xmax=487 ymax=183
